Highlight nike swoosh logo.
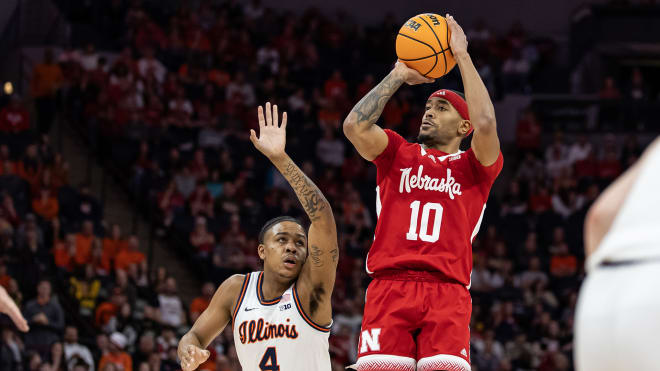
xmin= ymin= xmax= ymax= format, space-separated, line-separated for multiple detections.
xmin=244 ymin=307 xmax=259 ymax=312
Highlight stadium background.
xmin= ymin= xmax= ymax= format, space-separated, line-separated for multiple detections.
xmin=0 ymin=0 xmax=658 ymax=370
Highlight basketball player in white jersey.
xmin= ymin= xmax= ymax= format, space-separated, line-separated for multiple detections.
xmin=178 ymin=102 xmax=338 ymax=371
xmin=575 ymin=136 xmax=660 ymax=371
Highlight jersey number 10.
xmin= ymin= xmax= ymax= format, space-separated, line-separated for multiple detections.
xmin=406 ymin=201 xmax=443 ymax=242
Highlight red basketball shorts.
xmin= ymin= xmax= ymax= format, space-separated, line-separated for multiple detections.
xmin=356 ymin=271 xmax=472 ymax=371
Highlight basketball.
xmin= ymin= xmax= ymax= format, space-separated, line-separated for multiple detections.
xmin=396 ymin=13 xmax=456 ymax=79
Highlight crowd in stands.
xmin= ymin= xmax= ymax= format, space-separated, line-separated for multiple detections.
xmin=0 ymin=0 xmax=656 ymax=370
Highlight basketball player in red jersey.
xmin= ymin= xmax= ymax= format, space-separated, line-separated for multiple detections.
xmin=343 ymin=15 xmax=502 ymax=371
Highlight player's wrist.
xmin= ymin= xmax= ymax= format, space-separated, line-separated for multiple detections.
xmin=268 ymin=152 xmax=288 ymax=163
xmin=453 ymin=50 xmax=470 ymax=62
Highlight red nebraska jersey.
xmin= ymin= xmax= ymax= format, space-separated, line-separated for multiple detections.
xmin=367 ymin=129 xmax=503 ymax=286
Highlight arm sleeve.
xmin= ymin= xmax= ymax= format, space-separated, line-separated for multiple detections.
xmin=371 ymin=129 xmax=407 ymax=182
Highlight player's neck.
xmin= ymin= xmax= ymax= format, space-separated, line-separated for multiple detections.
xmin=261 ymin=270 xmax=294 ymax=300
xmin=423 ymin=142 xmax=461 ymax=154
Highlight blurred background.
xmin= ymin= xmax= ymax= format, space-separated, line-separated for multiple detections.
xmin=0 ymin=0 xmax=658 ymax=370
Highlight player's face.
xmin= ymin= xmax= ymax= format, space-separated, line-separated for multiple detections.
xmin=259 ymin=221 xmax=308 ymax=280
xmin=418 ymin=97 xmax=465 ymax=147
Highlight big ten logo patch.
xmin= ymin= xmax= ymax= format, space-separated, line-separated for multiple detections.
xmin=425 ymin=14 xmax=441 ymax=26
xmin=405 ymin=19 xmax=422 ymax=31
xmin=279 ymin=303 xmax=291 ymax=311
xmin=359 ymin=328 xmax=382 ymax=353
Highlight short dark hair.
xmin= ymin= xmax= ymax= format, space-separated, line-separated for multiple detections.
xmin=258 ymin=216 xmax=304 ymax=244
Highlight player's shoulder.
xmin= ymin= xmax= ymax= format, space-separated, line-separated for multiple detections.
xmin=219 ymin=274 xmax=250 ymax=303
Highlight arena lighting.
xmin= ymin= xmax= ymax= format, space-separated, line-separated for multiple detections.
xmin=3 ymin=82 xmax=13 ymax=95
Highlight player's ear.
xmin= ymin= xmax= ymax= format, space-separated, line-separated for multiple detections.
xmin=459 ymin=120 xmax=471 ymax=136
xmin=257 ymin=244 xmax=266 ymax=260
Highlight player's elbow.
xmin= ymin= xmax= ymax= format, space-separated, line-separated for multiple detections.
xmin=471 ymin=115 xmax=497 ymax=133
xmin=343 ymin=116 xmax=358 ymax=138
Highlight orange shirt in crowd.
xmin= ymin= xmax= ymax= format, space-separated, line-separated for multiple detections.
xmin=98 ymin=351 xmax=133 ymax=371
xmin=32 ymin=196 xmax=59 ymax=221
xmin=550 ymin=255 xmax=578 ymax=276
xmin=74 ymin=234 xmax=94 ymax=265
xmin=114 ymin=249 xmax=145 ymax=271
xmin=190 ymin=296 xmax=210 ymax=316
xmin=52 ymin=243 xmax=74 ymax=272
xmin=30 ymin=63 xmax=63 ymax=98
xmin=95 ymin=302 xmax=118 ymax=327
xmin=103 ymin=238 xmax=127 ymax=258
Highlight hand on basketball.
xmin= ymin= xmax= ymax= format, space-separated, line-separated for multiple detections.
xmin=445 ymin=14 xmax=468 ymax=58
xmin=179 ymin=344 xmax=210 ymax=371
xmin=393 ymin=60 xmax=435 ymax=85
xmin=251 ymin=102 xmax=287 ymax=160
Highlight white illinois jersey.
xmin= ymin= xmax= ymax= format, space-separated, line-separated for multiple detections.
xmin=587 ymin=141 xmax=660 ymax=271
xmin=232 ymin=272 xmax=332 ymax=371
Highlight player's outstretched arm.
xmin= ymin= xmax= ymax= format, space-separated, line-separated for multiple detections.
xmin=343 ymin=61 xmax=434 ymax=161
xmin=178 ymin=274 xmax=245 ymax=371
xmin=585 ymin=137 xmax=660 ymax=257
xmin=251 ymin=102 xmax=337 ymax=326
xmin=446 ymin=14 xmax=501 ymax=166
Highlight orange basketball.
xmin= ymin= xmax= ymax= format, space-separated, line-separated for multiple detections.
xmin=396 ymin=13 xmax=456 ymax=79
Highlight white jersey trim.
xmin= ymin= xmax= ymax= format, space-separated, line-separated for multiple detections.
xmin=417 ymin=354 xmax=471 ymax=371
xmin=355 ymin=354 xmax=416 ymax=371
xmin=419 ymin=144 xmax=463 ymax=161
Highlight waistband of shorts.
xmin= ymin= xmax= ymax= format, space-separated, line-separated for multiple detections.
xmin=371 ymin=270 xmax=461 ymax=284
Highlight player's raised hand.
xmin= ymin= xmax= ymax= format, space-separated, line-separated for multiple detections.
xmin=393 ymin=60 xmax=435 ymax=85
xmin=446 ymin=14 xmax=468 ymax=58
xmin=250 ymin=102 xmax=287 ymax=160
xmin=179 ymin=344 xmax=210 ymax=371
xmin=0 ymin=286 xmax=28 ymax=332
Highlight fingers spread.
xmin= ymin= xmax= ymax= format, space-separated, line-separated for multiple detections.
xmin=265 ymin=102 xmax=272 ymax=126
xmin=258 ymin=106 xmax=265 ymax=127
xmin=273 ymin=105 xmax=279 ymax=127
xmin=282 ymin=112 xmax=287 ymax=128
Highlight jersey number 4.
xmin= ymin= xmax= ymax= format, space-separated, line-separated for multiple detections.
xmin=406 ymin=201 xmax=443 ymax=242
xmin=259 ymin=347 xmax=280 ymax=371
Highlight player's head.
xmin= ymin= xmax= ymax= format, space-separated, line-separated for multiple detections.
xmin=257 ymin=216 xmax=307 ymax=280
xmin=417 ymin=89 xmax=472 ymax=148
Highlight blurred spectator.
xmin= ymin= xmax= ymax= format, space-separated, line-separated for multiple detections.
xmin=22 ymin=280 xmax=64 ymax=356
xmin=137 ymin=48 xmax=166 ymax=84
xmin=98 ymin=332 xmax=132 ymax=371
xmin=598 ymin=76 xmax=622 ymax=100
xmin=190 ymin=216 xmax=216 ymax=257
xmin=103 ymin=224 xmax=127 ymax=262
xmin=567 ymin=134 xmax=592 ymax=166
xmin=190 ymin=282 xmax=214 ymax=323
xmin=30 ymin=49 xmax=63 ymax=135
xmin=157 ymin=278 xmax=185 ymax=329
xmin=545 ymin=133 xmax=569 ymax=179
xmin=69 ymin=264 xmax=102 ymax=318
xmin=32 ymin=189 xmax=59 ymax=222
xmin=79 ymin=43 xmax=100 ymax=72
xmin=114 ymin=236 xmax=145 ymax=272
xmin=225 ymin=72 xmax=255 ymax=107
xmin=0 ymin=94 xmax=31 ymax=137
xmin=63 ymin=326 xmax=94 ymax=370
xmin=316 ymin=128 xmax=345 ymax=168
xmin=74 ymin=221 xmax=95 ymax=266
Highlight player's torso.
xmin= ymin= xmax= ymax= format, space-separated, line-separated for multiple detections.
xmin=232 ymin=272 xmax=331 ymax=371
xmin=369 ymin=144 xmax=488 ymax=284
xmin=588 ymin=144 xmax=660 ymax=270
